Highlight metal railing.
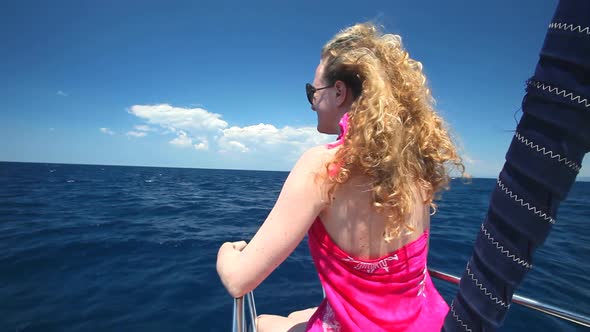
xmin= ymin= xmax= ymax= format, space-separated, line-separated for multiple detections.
xmin=427 ymin=269 xmax=590 ymax=328
xmin=232 ymin=268 xmax=590 ymax=331
xmin=233 ymin=291 xmax=258 ymax=332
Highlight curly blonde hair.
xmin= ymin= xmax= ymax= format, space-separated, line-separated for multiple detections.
xmin=322 ymin=22 xmax=466 ymax=241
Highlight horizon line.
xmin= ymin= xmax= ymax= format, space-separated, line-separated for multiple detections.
xmin=3 ymin=159 xmax=588 ymax=182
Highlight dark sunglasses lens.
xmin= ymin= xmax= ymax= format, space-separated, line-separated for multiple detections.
xmin=306 ymin=83 xmax=315 ymax=104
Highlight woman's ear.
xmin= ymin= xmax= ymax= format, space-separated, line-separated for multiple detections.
xmin=334 ymin=80 xmax=347 ymax=105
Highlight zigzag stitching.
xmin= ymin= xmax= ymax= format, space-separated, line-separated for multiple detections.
xmin=481 ymin=224 xmax=533 ymax=268
xmin=450 ymin=301 xmax=473 ymax=332
xmin=527 ymin=80 xmax=590 ymax=108
xmin=549 ymin=22 xmax=590 ymax=35
xmin=466 ymin=262 xmax=511 ymax=308
xmin=497 ymin=179 xmax=556 ymax=224
xmin=514 ymin=132 xmax=581 ymax=172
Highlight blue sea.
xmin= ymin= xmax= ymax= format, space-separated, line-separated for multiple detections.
xmin=0 ymin=161 xmax=588 ymax=332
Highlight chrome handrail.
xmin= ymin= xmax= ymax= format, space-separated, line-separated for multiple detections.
xmin=231 ymin=269 xmax=590 ymax=331
xmin=232 ymin=297 xmax=244 ymax=332
xmin=233 ymin=292 xmax=258 ymax=332
xmin=428 ymin=268 xmax=590 ymax=328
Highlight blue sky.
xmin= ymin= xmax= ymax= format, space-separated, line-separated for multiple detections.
xmin=2 ymin=0 xmax=585 ymax=178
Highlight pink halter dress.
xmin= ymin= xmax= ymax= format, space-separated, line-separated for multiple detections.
xmin=305 ymin=114 xmax=449 ymax=332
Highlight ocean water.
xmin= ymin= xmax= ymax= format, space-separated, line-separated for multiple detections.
xmin=0 ymin=161 xmax=588 ymax=332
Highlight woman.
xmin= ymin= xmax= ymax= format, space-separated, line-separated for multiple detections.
xmin=217 ymin=22 xmax=465 ymax=332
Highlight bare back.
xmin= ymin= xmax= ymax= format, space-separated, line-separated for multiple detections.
xmin=318 ymin=148 xmax=431 ymax=260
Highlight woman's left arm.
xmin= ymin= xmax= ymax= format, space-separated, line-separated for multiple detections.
xmin=216 ymin=146 xmax=329 ymax=298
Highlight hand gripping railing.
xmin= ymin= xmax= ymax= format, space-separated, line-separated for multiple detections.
xmin=231 ymin=268 xmax=590 ymax=331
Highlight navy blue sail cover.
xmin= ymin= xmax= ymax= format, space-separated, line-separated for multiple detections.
xmin=442 ymin=0 xmax=589 ymax=330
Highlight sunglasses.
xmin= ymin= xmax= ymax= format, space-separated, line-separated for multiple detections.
xmin=306 ymin=83 xmax=334 ymax=105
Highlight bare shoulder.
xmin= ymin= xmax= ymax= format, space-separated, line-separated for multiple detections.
xmin=295 ymin=145 xmax=337 ymax=171
xmin=289 ymin=145 xmax=338 ymax=206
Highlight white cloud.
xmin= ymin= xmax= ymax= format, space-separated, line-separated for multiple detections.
xmin=219 ymin=123 xmax=330 ymax=155
xmin=134 ymin=125 xmax=156 ymax=132
xmin=221 ymin=140 xmax=249 ymax=153
xmin=56 ymin=90 xmax=68 ymax=97
xmin=126 ymin=131 xmax=147 ymax=137
xmin=461 ymin=154 xmax=480 ymax=165
xmin=169 ymin=131 xmax=193 ymax=147
xmin=128 ymin=104 xmax=228 ymax=134
xmin=195 ymin=139 xmax=209 ymax=151
xmin=127 ymin=103 xmax=334 ymax=169
xmin=100 ymin=127 xmax=115 ymax=135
